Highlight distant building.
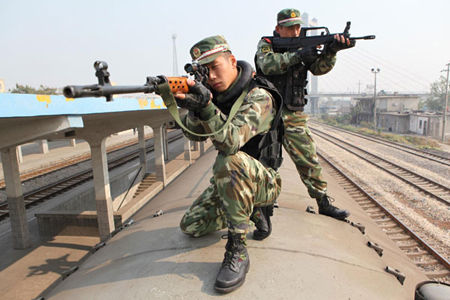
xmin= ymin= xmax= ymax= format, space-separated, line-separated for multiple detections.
xmin=352 ymin=95 xmax=420 ymax=125
xmin=352 ymin=95 xmax=449 ymax=141
xmin=377 ymin=112 xmax=410 ymax=133
xmin=409 ymin=112 xmax=450 ymax=140
xmin=376 ymin=96 xmax=420 ymax=113
xmin=351 ymin=97 xmax=373 ymax=124
xmin=319 ymin=99 xmax=351 ymax=115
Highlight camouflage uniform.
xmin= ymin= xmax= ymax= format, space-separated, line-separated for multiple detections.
xmin=255 ymin=15 xmax=336 ymax=199
xmin=179 ymin=36 xmax=282 ymax=243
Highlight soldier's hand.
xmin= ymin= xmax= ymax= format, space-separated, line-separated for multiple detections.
xmin=175 ymin=79 xmax=211 ymax=111
xmin=295 ymin=47 xmax=319 ymax=66
xmin=327 ymin=34 xmax=355 ymax=54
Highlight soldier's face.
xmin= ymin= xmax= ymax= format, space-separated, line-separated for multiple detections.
xmin=206 ymin=54 xmax=238 ymax=93
xmin=276 ymin=24 xmax=301 ymax=38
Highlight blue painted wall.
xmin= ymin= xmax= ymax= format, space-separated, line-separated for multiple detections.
xmin=0 ymin=93 xmax=166 ymax=118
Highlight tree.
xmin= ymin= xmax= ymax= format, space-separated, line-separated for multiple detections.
xmin=420 ymin=76 xmax=448 ymax=112
xmin=9 ymin=84 xmax=58 ymax=95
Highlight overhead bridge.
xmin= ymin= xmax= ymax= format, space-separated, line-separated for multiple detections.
xmin=308 ymin=92 xmax=430 ymax=98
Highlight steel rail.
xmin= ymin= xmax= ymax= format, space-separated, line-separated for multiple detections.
xmin=311 ymin=127 xmax=450 ymax=206
xmin=317 ymin=150 xmax=450 ymax=279
xmin=310 ymin=121 xmax=450 ymax=166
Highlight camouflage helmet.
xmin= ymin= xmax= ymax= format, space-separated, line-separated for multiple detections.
xmin=190 ymin=35 xmax=231 ymax=65
xmin=277 ymin=8 xmax=303 ymax=27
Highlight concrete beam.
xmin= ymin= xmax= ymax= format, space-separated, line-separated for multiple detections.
xmin=1 ymin=147 xmax=31 ymax=249
xmin=89 ymin=138 xmax=115 ymax=241
xmin=153 ymin=125 xmax=167 ymax=186
xmin=0 ymin=115 xmax=83 ymax=150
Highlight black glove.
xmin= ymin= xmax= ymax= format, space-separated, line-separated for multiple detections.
xmin=175 ymin=81 xmax=211 ymax=111
xmin=296 ymin=47 xmax=319 ymax=66
xmin=326 ymin=39 xmax=356 ymax=54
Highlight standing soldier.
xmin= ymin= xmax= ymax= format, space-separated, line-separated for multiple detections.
xmin=253 ymin=8 xmax=354 ymax=239
xmin=176 ymin=35 xmax=283 ymax=293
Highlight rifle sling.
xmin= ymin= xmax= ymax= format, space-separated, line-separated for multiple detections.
xmin=157 ymin=82 xmax=248 ymax=137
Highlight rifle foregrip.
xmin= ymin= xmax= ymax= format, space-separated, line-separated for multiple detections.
xmin=167 ymin=77 xmax=189 ymax=94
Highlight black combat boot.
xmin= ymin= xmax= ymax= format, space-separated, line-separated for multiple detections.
xmin=214 ymin=232 xmax=250 ymax=293
xmin=250 ymin=205 xmax=273 ymax=240
xmin=316 ymin=195 xmax=350 ymax=220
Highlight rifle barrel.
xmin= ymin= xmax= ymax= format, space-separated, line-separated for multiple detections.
xmin=351 ymin=35 xmax=376 ymax=40
xmin=63 ymin=84 xmax=156 ymax=99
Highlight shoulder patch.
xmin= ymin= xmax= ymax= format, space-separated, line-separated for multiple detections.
xmin=261 ymin=46 xmax=271 ymax=53
xmin=263 ymin=37 xmax=272 ymax=44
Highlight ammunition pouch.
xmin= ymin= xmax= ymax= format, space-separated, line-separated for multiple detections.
xmin=264 ymin=64 xmax=308 ymax=112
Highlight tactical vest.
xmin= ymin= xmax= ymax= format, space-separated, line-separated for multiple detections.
xmin=255 ymin=37 xmax=309 ymax=111
xmin=214 ymin=61 xmax=284 ymax=170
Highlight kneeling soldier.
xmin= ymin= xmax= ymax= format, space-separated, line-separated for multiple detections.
xmin=177 ymin=35 xmax=283 ymax=293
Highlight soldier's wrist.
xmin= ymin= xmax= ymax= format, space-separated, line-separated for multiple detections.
xmin=199 ymin=102 xmax=216 ymax=121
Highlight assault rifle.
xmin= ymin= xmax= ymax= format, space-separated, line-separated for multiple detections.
xmin=266 ymin=21 xmax=375 ymax=52
xmin=63 ymin=61 xmax=189 ymax=101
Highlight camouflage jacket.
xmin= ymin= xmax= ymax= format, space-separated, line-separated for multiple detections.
xmin=255 ymin=38 xmax=336 ymax=76
xmin=182 ymin=84 xmax=276 ymax=156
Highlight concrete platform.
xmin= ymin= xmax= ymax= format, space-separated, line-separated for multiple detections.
xmin=41 ymin=150 xmax=428 ymax=299
xmin=0 ymin=134 xmax=208 ymax=300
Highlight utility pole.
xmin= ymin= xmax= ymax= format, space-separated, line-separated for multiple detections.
xmin=358 ymin=80 xmax=361 ymax=94
xmin=371 ymin=68 xmax=380 ymax=127
xmin=172 ymin=34 xmax=178 ymax=76
xmin=442 ymin=62 xmax=449 ymax=142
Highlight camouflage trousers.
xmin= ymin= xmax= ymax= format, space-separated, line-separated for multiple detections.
xmin=282 ymin=108 xmax=327 ymax=199
xmin=180 ymin=151 xmax=281 ymax=240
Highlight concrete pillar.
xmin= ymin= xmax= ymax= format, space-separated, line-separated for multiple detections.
xmin=70 ymin=139 xmax=76 ymax=147
xmin=162 ymin=124 xmax=169 ymax=161
xmin=89 ymin=139 xmax=115 ymax=241
xmin=39 ymin=139 xmax=49 ymax=154
xmin=153 ymin=125 xmax=167 ymax=186
xmin=184 ymin=137 xmax=192 ymax=165
xmin=199 ymin=141 xmax=205 ymax=155
xmin=16 ymin=146 xmax=23 ymax=163
xmin=137 ymin=125 xmax=149 ymax=174
xmin=1 ymin=147 xmax=31 ymax=249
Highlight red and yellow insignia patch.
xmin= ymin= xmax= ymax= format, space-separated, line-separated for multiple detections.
xmin=192 ymin=47 xmax=201 ymax=59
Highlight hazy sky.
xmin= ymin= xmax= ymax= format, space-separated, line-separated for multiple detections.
xmin=1 ymin=0 xmax=449 ymax=93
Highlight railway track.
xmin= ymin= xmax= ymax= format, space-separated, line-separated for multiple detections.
xmin=317 ymin=151 xmax=450 ymax=283
xmin=310 ymin=127 xmax=450 ymax=206
xmin=310 ymin=120 xmax=450 ymax=167
xmin=0 ymin=131 xmax=184 ymax=221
